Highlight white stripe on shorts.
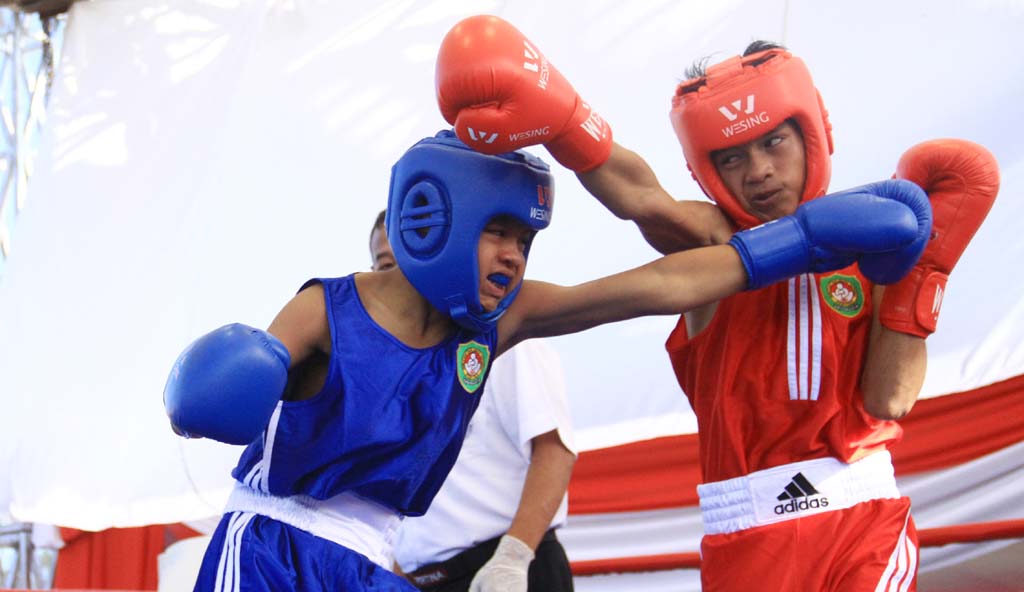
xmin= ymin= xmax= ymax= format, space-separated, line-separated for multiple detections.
xmin=874 ymin=512 xmax=917 ymax=592
xmin=213 ymin=511 xmax=256 ymax=592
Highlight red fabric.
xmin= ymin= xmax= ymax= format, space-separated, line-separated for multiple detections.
xmin=917 ymin=519 xmax=1024 ymax=547
xmin=53 ymin=524 xmax=202 ymax=591
xmin=568 ymin=520 xmax=1024 ymax=575
xmin=571 ymin=552 xmax=702 ymax=575
xmin=569 ymin=374 xmax=1024 ymax=515
xmin=702 ymin=498 xmax=917 ymax=592
xmin=890 ymin=373 xmax=1024 ymax=475
xmin=666 ymin=267 xmax=902 ymax=484
xmin=568 ymin=433 xmax=703 ymax=513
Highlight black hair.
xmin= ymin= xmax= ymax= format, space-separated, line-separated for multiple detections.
xmin=679 ymin=40 xmax=788 ymax=94
xmin=742 ymin=40 xmax=786 ymax=57
xmin=370 ymin=209 xmax=386 ymax=249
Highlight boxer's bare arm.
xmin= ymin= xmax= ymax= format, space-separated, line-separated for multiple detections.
xmin=267 ymin=283 xmax=331 ymax=367
xmin=861 ymin=284 xmax=927 ymax=419
xmin=496 ymin=244 xmax=747 ymax=352
xmin=578 ymin=144 xmax=735 ymax=254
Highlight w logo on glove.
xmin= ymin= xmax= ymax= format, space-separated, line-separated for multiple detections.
xmin=466 ymin=128 xmax=498 ymax=144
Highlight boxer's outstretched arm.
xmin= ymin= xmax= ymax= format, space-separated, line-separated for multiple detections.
xmin=498 ymin=183 xmax=926 ymax=350
xmin=578 ymin=143 xmax=734 ymax=254
xmin=436 ymin=15 xmax=733 ymax=256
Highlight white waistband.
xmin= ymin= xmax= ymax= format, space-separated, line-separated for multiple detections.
xmin=226 ymin=482 xmax=403 ymax=569
xmin=697 ymin=452 xmax=901 ymax=535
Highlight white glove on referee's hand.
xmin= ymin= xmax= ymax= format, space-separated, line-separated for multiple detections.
xmin=469 ymin=534 xmax=534 ymax=592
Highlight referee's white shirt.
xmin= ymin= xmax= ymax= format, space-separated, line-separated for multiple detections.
xmin=394 ymin=339 xmax=577 ymax=572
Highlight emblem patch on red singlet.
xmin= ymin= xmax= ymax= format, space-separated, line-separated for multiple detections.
xmin=820 ymin=274 xmax=864 ymax=318
xmin=456 ymin=341 xmax=490 ymax=394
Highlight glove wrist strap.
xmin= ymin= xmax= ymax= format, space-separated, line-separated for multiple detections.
xmin=879 ymin=267 xmax=947 ymax=337
xmin=728 ymin=218 xmax=811 ymax=290
xmin=545 ymin=101 xmax=612 ymax=172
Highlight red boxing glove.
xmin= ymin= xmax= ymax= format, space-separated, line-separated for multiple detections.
xmin=435 ymin=15 xmax=612 ymax=172
xmin=878 ymin=139 xmax=1000 ymax=337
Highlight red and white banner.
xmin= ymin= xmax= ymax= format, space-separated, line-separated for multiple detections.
xmin=563 ymin=376 xmax=1024 ymax=590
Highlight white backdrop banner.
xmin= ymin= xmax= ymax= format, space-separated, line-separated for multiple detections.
xmin=0 ymin=0 xmax=1022 ymax=531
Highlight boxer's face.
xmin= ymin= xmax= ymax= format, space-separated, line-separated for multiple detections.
xmin=477 ymin=215 xmax=531 ymax=312
xmin=369 ymin=226 xmax=396 ymax=272
xmin=712 ymin=120 xmax=807 ymax=222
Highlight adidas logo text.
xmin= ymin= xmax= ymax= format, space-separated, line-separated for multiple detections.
xmin=774 ymin=496 xmax=830 ymax=515
xmin=773 ymin=472 xmax=830 ymax=515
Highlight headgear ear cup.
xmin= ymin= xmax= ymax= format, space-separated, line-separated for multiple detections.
xmin=386 ymin=130 xmax=554 ymax=332
xmin=399 ymin=180 xmax=449 ymax=258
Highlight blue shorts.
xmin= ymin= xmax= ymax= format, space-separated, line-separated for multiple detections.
xmin=194 ymin=511 xmax=416 ymax=591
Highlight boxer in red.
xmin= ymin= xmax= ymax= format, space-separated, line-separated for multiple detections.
xmin=434 ymin=16 xmax=1000 ymax=591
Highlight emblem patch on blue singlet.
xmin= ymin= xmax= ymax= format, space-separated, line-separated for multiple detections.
xmin=456 ymin=341 xmax=490 ymax=394
xmin=820 ymin=274 xmax=864 ymax=318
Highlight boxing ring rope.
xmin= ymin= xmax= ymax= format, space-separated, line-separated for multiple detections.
xmin=569 ymin=519 xmax=1024 ymax=576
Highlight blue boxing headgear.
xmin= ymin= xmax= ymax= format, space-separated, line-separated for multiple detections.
xmin=386 ymin=130 xmax=554 ymax=332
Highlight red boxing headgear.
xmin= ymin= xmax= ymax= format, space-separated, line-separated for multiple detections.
xmin=669 ymin=49 xmax=834 ymax=229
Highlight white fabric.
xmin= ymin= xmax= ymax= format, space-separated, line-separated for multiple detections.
xmin=394 ymin=339 xmax=576 ymax=571
xmin=698 ymin=452 xmax=900 ymax=534
xmin=559 ymin=505 xmax=704 ymax=563
xmin=787 ymin=274 xmax=823 ymax=401
xmin=158 ymin=535 xmax=211 ymax=592
xmin=224 ymin=482 xmax=402 ymax=569
xmin=900 ymin=440 xmax=1024 ymax=530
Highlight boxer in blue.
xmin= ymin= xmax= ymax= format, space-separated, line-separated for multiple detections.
xmin=164 ymin=130 xmax=930 ymax=591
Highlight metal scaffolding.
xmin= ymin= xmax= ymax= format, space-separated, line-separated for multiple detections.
xmin=1 ymin=5 xmax=70 ymax=587
xmin=0 ymin=4 xmax=65 ymax=282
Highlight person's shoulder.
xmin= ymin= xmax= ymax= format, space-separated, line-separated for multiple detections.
xmin=301 ymin=274 xmax=369 ymax=302
xmin=302 ymin=274 xmax=356 ymax=290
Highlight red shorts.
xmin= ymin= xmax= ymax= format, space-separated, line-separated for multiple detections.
xmin=700 ymin=497 xmax=918 ymax=591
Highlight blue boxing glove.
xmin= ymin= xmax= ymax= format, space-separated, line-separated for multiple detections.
xmin=856 ymin=179 xmax=932 ymax=284
xmin=729 ymin=179 xmax=930 ymax=290
xmin=163 ymin=323 xmax=291 ymax=445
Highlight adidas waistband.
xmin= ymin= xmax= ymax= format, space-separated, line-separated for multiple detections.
xmin=225 ymin=482 xmax=403 ymax=569
xmin=697 ymin=451 xmax=901 ymax=535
